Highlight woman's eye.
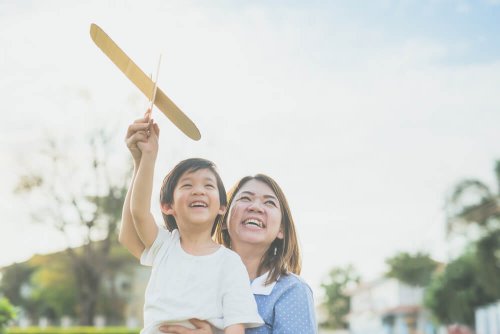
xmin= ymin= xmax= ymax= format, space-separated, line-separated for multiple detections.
xmin=238 ymin=196 xmax=251 ymax=201
xmin=265 ymin=200 xmax=277 ymax=207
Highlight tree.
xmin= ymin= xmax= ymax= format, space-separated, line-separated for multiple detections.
xmin=15 ymin=130 xmax=130 ymax=325
xmin=426 ymin=161 xmax=500 ymax=327
xmin=446 ymin=160 xmax=500 ymax=233
xmin=424 ymin=251 xmax=496 ymax=327
xmin=28 ymin=254 xmax=77 ymax=322
xmin=0 ymin=256 xmax=74 ymax=323
xmin=0 ymin=298 xmax=17 ymax=334
xmin=385 ymin=252 xmax=439 ymax=287
xmin=446 ymin=160 xmax=500 ymax=298
xmin=0 ymin=263 xmax=34 ymax=308
xmin=320 ymin=265 xmax=360 ymax=329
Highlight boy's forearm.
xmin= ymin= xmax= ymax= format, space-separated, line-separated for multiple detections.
xmin=131 ymin=154 xmax=155 ymax=219
xmin=224 ymin=324 xmax=244 ymax=334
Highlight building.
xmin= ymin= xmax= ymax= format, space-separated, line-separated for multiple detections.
xmin=346 ymin=278 xmax=436 ymax=334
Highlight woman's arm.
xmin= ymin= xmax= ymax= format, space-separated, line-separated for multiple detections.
xmin=119 ymin=167 xmax=145 ymax=259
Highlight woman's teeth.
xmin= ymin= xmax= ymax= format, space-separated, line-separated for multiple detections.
xmin=243 ymin=218 xmax=263 ymax=228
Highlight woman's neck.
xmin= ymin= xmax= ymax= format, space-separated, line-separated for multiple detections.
xmin=233 ymin=243 xmax=269 ymax=280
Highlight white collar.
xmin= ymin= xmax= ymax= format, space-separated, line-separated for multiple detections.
xmin=251 ymin=271 xmax=277 ymax=295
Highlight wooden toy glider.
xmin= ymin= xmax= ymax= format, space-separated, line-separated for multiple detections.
xmin=89 ymin=23 xmax=201 ymax=141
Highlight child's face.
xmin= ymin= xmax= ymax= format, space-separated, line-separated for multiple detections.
xmin=162 ymin=168 xmax=225 ymax=229
xmin=226 ymin=179 xmax=283 ymax=248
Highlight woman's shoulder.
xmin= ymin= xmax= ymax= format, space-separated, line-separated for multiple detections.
xmin=277 ymin=273 xmax=311 ymax=286
xmin=275 ymin=273 xmax=313 ymax=296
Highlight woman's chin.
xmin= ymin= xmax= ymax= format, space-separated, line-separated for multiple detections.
xmin=232 ymin=232 xmax=271 ymax=247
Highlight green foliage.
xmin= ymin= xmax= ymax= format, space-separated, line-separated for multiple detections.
xmin=320 ymin=265 xmax=360 ymax=329
xmin=29 ymin=258 xmax=77 ymax=320
xmin=0 ymin=298 xmax=17 ymax=334
xmin=475 ymin=227 xmax=500 ymax=298
xmin=0 ymin=263 xmax=34 ymax=306
xmin=6 ymin=327 xmax=138 ymax=334
xmin=424 ymin=252 xmax=496 ymax=327
xmin=428 ymin=159 xmax=500 ymax=326
xmin=0 ymin=244 xmax=136 ymax=325
xmin=385 ymin=252 xmax=439 ymax=287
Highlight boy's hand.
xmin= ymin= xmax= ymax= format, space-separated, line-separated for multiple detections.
xmin=125 ymin=111 xmax=153 ymax=164
xmin=137 ymin=119 xmax=160 ymax=157
xmin=159 ymin=319 xmax=213 ymax=334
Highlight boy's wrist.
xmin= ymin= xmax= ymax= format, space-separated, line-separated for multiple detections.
xmin=141 ymin=150 xmax=158 ymax=160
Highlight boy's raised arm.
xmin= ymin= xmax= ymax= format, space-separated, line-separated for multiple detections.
xmin=130 ymin=121 xmax=160 ymax=249
xmin=119 ymin=117 xmax=151 ymax=258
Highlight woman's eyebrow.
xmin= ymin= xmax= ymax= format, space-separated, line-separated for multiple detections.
xmin=240 ymin=191 xmax=255 ymax=196
xmin=240 ymin=191 xmax=277 ymax=200
xmin=263 ymin=194 xmax=278 ymax=201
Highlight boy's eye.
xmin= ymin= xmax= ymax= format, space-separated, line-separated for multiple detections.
xmin=205 ymin=184 xmax=215 ymax=189
xmin=180 ymin=184 xmax=192 ymax=188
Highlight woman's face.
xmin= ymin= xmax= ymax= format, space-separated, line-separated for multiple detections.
xmin=226 ymin=179 xmax=283 ymax=248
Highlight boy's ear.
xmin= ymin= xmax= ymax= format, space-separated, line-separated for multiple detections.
xmin=218 ymin=205 xmax=227 ymax=216
xmin=161 ymin=203 xmax=175 ymax=215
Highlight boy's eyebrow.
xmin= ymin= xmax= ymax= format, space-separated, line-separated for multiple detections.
xmin=240 ymin=191 xmax=278 ymax=200
xmin=179 ymin=175 xmax=216 ymax=183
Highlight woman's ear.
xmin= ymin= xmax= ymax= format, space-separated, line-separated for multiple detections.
xmin=161 ymin=203 xmax=175 ymax=215
xmin=276 ymin=227 xmax=284 ymax=240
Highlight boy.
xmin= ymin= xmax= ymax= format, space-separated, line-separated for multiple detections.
xmin=119 ymin=114 xmax=263 ymax=334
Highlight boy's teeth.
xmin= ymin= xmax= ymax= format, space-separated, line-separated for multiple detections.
xmin=190 ymin=201 xmax=207 ymax=207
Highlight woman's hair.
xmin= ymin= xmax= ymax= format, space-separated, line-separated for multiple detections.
xmin=214 ymin=174 xmax=301 ymax=284
xmin=160 ymin=158 xmax=227 ymax=235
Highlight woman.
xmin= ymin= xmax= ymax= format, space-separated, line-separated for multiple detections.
xmin=161 ymin=175 xmax=317 ymax=334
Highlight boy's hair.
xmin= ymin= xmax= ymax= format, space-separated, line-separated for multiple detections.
xmin=160 ymin=158 xmax=227 ymax=235
xmin=214 ymin=174 xmax=301 ymax=285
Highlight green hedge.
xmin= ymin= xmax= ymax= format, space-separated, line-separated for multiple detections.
xmin=6 ymin=327 xmax=139 ymax=334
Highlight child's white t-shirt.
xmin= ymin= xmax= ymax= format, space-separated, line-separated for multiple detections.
xmin=140 ymin=227 xmax=263 ymax=334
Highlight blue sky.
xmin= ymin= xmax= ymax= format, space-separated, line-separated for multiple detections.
xmin=1 ymin=0 xmax=500 ymax=300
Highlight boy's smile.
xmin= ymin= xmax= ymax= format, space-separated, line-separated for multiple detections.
xmin=162 ymin=168 xmax=225 ymax=229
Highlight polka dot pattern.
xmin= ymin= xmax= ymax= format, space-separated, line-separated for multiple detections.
xmin=247 ymin=274 xmax=318 ymax=334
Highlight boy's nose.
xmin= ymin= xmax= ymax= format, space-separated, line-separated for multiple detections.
xmin=191 ymin=185 xmax=206 ymax=195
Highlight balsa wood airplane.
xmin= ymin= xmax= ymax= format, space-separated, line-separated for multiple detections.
xmin=90 ymin=23 xmax=201 ymax=141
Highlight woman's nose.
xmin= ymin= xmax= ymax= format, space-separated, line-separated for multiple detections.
xmin=248 ymin=201 xmax=264 ymax=212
